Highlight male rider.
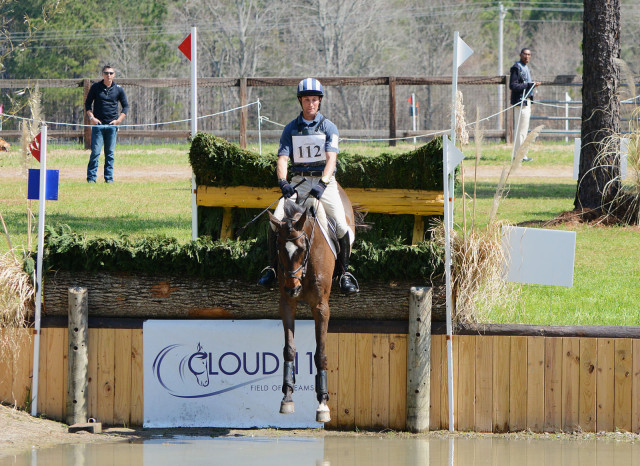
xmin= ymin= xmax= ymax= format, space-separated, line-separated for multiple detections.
xmin=257 ymin=78 xmax=358 ymax=294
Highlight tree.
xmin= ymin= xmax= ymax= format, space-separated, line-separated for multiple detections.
xmin=575 ymin=0 xmax=620 ymax=213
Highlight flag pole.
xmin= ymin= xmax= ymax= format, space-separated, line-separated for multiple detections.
xmin=31 ymin=124 xmax=47 ymax=417
xmin=190 ymin=26 xmax=198 ymax=241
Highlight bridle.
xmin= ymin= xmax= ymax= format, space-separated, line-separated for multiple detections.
xmin=278 ymin=207 xmax=318 ymax=283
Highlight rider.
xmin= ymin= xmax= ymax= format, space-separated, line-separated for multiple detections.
xmin=257 ymin=77 xmax=359 ymax=294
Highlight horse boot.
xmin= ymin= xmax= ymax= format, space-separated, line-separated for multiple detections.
xmin=280 ymin=361 xmax=295 ymax=414
xmin=257 ymin=229 xmax=278 ymax=288
xmin=315 ymin=370 xmax=330 ymax=423
xmin=337 ymin=234 xmax=359 ymax=294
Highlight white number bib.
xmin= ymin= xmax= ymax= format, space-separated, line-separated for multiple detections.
xmin=292 ymin=134 xmax=326 ymax=165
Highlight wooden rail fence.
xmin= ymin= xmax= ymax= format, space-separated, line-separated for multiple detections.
xmin=0 ymin=75 xmax=526 ymax=147
xmin=2 ymin=323 xmax=639 ymax=433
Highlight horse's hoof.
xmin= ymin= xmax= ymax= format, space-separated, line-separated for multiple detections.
xmin=316 ymin=403 xmax=330 ymax=423
xmin=280 ymin=401 xmax=295 ymax=414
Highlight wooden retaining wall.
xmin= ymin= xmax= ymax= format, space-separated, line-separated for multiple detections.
xmin=2 ymin=324 xmax=639 ymax=433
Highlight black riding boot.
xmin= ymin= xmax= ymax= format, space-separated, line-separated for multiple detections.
xmin=337 ymin=234 xmax=359 ymax=294
xmin=257 ymin=229 xmax=278 ymax=288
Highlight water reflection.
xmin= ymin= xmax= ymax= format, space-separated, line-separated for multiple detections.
xmin=2 ymin=434 xmax=639 ymax=465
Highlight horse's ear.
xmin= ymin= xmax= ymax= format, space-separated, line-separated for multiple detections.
xmin=293 ymin=209 xmax=308 ymax=231
xmin=268 ymin=211 xmax=284 ymax=230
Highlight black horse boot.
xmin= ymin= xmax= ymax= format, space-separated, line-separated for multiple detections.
xmin=315 ymin=369 xmax=330 ymax=422
xmin=280 ymin=361 xmax=295 ymax=414
xmin=257 ymin=229 xmax=278 ymax=288
xmin=337 ymin=234 xmax=359 ymax=294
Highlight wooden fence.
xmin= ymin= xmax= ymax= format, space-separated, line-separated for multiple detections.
xmin=2 ymin=75 xmax=588 ymax=147
xmin=2 ymin=322 xmax=639 ymax=433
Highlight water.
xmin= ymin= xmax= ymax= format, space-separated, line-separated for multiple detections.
xmin=2 ymin=434 xmax=639 ymax=465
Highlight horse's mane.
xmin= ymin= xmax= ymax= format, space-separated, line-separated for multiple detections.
xmin=282 ymin=199 xmax=306 ymax=222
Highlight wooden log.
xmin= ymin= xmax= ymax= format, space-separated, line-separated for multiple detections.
xmin=405 ymin=286 xmax=431 ymax=433
xmin=44 ymin=271 xmax=445 ymax=321
xmin=66 ymin=287 xmax=89 ymax=426
xmin=196 ymin=185 xmax=445 ymax=215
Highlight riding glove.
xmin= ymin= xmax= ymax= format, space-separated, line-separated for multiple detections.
xmin=310 ymin=180 xmax=327 ymax=200
xmin=278 ymin=179 xmax=295 ymax=198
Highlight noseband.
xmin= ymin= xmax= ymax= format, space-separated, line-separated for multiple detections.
xmin=278 ymin=212 xmax=317 ymax=282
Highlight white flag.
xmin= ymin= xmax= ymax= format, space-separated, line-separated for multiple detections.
xmin=456 ymin=36 xmax=474 ymax=68
xmin=444 ymin=135 xmax=465 ymax=175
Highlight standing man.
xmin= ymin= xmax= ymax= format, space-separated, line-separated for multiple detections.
xmin=257 ymin=78 xmax=358 ymax=294
xmin=85 ymin=64 xmax=129 ymax=183
xmin=509 ymin=48 xmax=541 ymax=162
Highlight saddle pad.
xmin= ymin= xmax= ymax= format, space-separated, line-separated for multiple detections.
xmin=301 ymin=198 xmax=337 ymax=260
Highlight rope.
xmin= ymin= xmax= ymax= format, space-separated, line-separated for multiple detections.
xmin=0 ymin=101 xmax=260 ymax=129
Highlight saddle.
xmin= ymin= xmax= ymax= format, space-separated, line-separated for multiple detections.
xmin=298 ymin=197 xmax=339 ymax=260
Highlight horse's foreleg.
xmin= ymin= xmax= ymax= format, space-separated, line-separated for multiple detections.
xmin=313 ymin=300 xmax=331 ymax=423
xmin=280 ymin=298 xmax=297 ymax=415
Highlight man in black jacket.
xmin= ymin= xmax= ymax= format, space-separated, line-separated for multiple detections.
xmin=85 ymin=65 xmax=129 ymax=183
xmin=509 ymin=48 xmax=540 ymax=162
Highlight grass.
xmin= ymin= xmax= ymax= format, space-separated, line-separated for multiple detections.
xmin=1 ymin=139 xmax=638 ymax=326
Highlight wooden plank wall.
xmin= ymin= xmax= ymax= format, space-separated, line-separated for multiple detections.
xmin=429 ymin=334 xmax=640 ymax=433
xmin=4 ymin=329 xmax=640 ymax=433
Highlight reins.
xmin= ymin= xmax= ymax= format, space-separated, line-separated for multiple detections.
xmin=236 ymin=177 xmax=307 ymax=237
xmin=279 ymin=199 xmax=319 ymax=282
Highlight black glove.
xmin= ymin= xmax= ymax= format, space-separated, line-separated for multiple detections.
xmin=278 ymin=179 xmax=295 ymax=198
xmin=309 ymin=180 xmax=327 ymax=200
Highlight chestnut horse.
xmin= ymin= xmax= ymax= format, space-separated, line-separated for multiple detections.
xmin=268 ymin=188 xmax=355 ymax=423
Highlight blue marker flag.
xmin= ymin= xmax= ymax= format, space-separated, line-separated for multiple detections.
xmin=27 ymin=169 xmax=59 ymax=200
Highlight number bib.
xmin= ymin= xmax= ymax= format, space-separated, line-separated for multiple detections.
xmin=292 ymin=134 xmax=326 ymax=165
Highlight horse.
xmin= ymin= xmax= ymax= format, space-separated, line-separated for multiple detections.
xmin=268 ymin=187 xmax=356 ymax=423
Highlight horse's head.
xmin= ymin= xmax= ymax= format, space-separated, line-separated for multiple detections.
xmin=188 ymin=343 xmax=209 ymax=387
xmin=268 ymin=200 xmax=311 ymax=298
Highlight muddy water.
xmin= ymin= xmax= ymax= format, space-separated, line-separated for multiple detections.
xmin=2 ymin=434 xmax=639 ymax=465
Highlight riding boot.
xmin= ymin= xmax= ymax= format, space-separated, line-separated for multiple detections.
xmin=257 ymin=229 xmax=278 ymax=288
xmin=337 ymin=234 xmax=359 ymax=294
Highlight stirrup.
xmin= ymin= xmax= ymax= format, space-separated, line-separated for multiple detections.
xmin=339 ymin=272 xmax=359 ymax=294
xmin=257 ymin=266 xmax=277 ymax=288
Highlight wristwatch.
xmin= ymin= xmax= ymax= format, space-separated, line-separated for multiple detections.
xmin=321 ymin=175 xmax=330 ymax=184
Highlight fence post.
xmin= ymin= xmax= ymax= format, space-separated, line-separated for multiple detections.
xmin=66 ymin=286 xmax=89 ymax=426
xmin=406 ymin=286 xmax=432 ymax=432
xmin=83 ymin=79 xmax=91 ymax=149
xmin=388 ymin=76 xmax=397 ymax=147
xmin=505 ymin=74 xmax=513 ymax=144
xmin=240 ymin=78 xmax=248 ymax=148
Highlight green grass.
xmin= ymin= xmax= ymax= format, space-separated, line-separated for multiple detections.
xmin=1 ymin=140 xmax=638 ymax=326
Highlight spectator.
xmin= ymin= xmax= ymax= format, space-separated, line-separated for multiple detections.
xmin=85 ymin=64 xmax=129 ymax=183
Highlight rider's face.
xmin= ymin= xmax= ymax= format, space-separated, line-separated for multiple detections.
xmin=300 ymin=96 xmax=321 ymax=120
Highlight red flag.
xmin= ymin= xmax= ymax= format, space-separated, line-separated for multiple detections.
xmin=29 ymin=132 xmax=41 ymax=162
xmin=408 ymin=96 xmax=413 ymax=104
xmin=178 ymin=34 xmax=192 ymax=61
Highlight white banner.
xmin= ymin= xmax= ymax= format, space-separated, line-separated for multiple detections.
xmin=144 ymin=320 xmax=319 ymax=428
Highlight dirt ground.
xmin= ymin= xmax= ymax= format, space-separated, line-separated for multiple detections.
xmin=3 ymin=402 xmax=640 ymax=459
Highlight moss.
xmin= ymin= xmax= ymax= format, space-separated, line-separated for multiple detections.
xmin=42 ymin=225 xmax=442 ymax=282
xmin=188 ymin=132 xmax=443 ymax=190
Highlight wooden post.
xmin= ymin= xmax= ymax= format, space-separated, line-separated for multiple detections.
xmin=505 ymin=74 xmax=513 ymax=144
xmin=239 ymin=77 xmax=248 ymax=148
xmin=83 ymin=79 xmax=91 ymax=150
xmin=388 ymin=76 xmax=397 ymax=147
xmin=66 ymin=286 xmax=89 ymax=426
xmin=406 ymin=286 xmax=432 ymax=432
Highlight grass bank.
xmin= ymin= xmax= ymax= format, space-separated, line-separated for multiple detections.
xmin=0 ymin=140 xmax=638 ymax=326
